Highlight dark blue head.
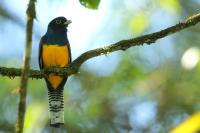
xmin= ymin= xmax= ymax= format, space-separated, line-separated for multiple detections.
xmin=44 ymin=17 xmax=71 ymax=45
xmin=48 ymin=17 xmax=71 ymax=33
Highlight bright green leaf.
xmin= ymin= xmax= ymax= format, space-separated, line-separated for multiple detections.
xmin=79 ymin=0 xmax=100 ymax=9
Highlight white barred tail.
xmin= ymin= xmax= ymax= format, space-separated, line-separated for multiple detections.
xmin=48 ymin=90 xmax=64 ymax=127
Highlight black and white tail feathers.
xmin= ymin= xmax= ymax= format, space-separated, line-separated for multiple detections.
xmin=48 ymin=89 xmax=64 ymax=128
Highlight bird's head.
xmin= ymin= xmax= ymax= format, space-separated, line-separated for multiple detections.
xmin=48 ymin=17 xmax=72 ymax=32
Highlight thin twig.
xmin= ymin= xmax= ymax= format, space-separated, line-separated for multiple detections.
xmin=15 ymin=0 xmax=36 ymax=133
xmin=0 ymin=13 xmax=200 ymax=79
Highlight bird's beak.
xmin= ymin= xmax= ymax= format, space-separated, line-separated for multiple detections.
xmin=64 ymin=20 xmax=72 ymax=26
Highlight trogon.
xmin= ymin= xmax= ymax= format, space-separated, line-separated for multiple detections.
xmin=38 ymin=17 xmax=72 ymax=127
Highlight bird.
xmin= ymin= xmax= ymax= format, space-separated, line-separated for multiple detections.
xmin=38 ymin=17 xmax=72 ymax=127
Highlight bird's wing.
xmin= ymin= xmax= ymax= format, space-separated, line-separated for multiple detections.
xmin=38 ymin=36 xmax=45 ymax=69
xmin=66 ymin=43 xmax=72 ymax=63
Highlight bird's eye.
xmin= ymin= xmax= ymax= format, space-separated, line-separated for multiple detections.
xmin=55 ymin=20 xmax=61 ymax=24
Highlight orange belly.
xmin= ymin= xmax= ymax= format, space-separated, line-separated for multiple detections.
xmin=42 ymin=45 xmax=69 ymax=89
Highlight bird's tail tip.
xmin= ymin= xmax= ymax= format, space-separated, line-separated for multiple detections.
xmin=50 ymin=123 xmax=64 ymax=128
xmin=49 ymin=111 xmax=64 ymax=127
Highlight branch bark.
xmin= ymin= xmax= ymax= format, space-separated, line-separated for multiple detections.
xmin=0 ymin=13 xmax=200 ymax=79
xmin=15 ymin=0 xmax=36 ymax=133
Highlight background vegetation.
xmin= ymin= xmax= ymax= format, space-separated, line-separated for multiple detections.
xmin=0 ymin=0 xmax=200 ymax=132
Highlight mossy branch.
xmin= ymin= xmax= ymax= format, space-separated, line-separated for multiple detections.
xmin=1 ymin=13 xmax=200 ymax=79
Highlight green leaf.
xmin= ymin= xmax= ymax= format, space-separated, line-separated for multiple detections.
xmin=79 ymin=0 xmax=100 ymax=9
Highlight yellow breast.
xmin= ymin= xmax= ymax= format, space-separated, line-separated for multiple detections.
xmin=42 ymin=45 xmax=70 ymax=89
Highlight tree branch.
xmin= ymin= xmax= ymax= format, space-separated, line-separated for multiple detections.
xmin=1 ymin=13 xmax=200 ymax=79
xmin=15 ymin=0 xmax=36 ymax=133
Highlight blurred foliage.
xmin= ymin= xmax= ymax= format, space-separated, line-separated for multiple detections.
xmin=0 ymin=4 xmax=11 ymax=19
xmin=79 ymin=0 xmax=100 ymax=9
xmin=129 ymin=12 xmax=149 ymax=35
xmin=0 ymin=1 xmax=24 ymax=27
xmin=0 ymin=0 xmax=200 ymax=133
xmin=160 ymin=0 xmax=181 ymax=13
